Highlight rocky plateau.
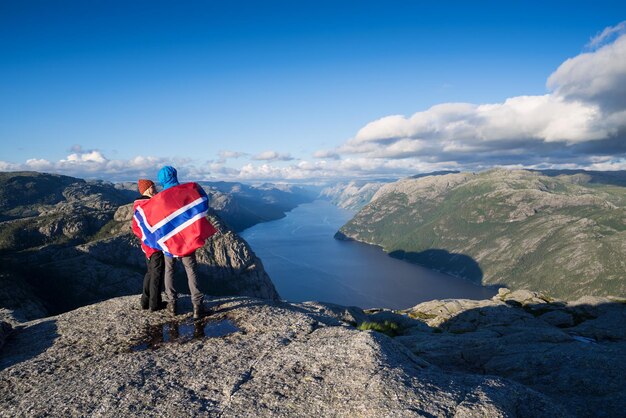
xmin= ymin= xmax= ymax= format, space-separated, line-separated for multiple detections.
xmin=1 ymin=289 xmax=624 ymax=417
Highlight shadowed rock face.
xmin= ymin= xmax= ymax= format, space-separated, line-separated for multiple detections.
xmin=0 ymin=321 xmax=11 ymax=351
xmin=0 ymin=295 xmax=565 ymax=417
xmin=397 ymin=288 xmax=626 ymax=418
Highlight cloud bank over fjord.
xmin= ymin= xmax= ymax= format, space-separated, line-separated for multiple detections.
xmin=218 ymin=150 xmax=249 ymax=160
xmin=0 ymin=150 xmax=192 ymax=182
xmin=331 ymin=27 xmax=626 ymax=173
xmin=206 ymin=25 xmax=626 ymax=180
xmin=251 ymin=151 xmax=296 ymax=162
xmin=2 ymin=23 xmax=626 ymax=182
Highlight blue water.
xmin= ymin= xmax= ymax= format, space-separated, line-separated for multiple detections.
xmin=241 ymin=200 xmax=497 ymax=309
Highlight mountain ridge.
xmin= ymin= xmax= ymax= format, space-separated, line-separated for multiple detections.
xmin=338 ymin=169 xmax=626 ymax=299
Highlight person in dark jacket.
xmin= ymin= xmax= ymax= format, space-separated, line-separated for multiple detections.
xmin=131 ymin=179 xmax=165 ymax=311
xmin=157 ymin=166 xmax=206 ymax=319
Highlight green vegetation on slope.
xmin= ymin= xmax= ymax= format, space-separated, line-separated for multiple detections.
xmin=338 ymin=169 xmax=626 ymax=299
xmin=357 ymin=320 xmax=403 ymax=337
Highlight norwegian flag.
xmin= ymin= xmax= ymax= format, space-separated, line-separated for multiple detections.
xmin=132 ymin=182 xmax=217 ymax=257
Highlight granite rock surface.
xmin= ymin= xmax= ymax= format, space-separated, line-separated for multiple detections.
xmin=399 ymin=288 xmax=626 ymax=417
xmin=0 ymin=295 xmax=568 ymax=417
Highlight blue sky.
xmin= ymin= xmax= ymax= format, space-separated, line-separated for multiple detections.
xmin=1 ymin=1 xmax=626 ymax=181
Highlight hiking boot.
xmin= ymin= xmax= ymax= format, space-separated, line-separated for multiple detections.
xmin=167 ymin=300 xmax=177 ymax=316
xmin=193 ymin=304 xmax=205 ymax=320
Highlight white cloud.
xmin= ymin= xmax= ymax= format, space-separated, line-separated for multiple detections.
xmin=0 ymin=150 xmax=189 ymax=181
xmin=587 ymin=20 xmax=626 ymax=49
xmin=587 ymin=158 xmax=626 ymax=171
xmin=218 ymin=150 xmax=248 ymax=160
xmin=228 ymin=157 xmax=458 ymax=181
xmin=331 ymin=31 xmax=626 ymax=173
xmin=252 ymin=151 xmax=295 ymax=161
xmin=548 ymin=33 xmax=626 ymax=111
xmin=24 ymin=158 xmax=54 ymax=171
xmin=0 ymin=161 xmax=21 ymax=171
xmin=62 ymin=150 xmax=108 ymax=164
xmin=4 ymin=26 xmax=626 ymax=182
xmin=347 ymin=94 xmax=613 ymax=154
xmin=313 ymin=149 xmax=341 ymax=160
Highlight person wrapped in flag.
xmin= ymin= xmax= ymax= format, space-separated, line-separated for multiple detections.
xmin=133 ymin=166 xmax=217 ymax=318
xmin=131 ymin=179 xmax=166 ymax=312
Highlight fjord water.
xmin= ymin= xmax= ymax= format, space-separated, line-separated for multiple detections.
xmin=241 ymin=200 xmax=496 ymax=309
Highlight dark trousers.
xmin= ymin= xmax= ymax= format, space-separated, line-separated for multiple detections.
xmin=141 ymin=252 xmax=164 ymax=310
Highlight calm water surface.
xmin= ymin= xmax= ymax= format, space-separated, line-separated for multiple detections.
xmin=241 ymin=200 xmax=496 ymax=309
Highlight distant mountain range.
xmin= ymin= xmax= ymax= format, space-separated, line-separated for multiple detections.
xmin=319 ymin=172 xmax=458 ymax=211
xmin=319 ymin=181 xmax=388 ymax=211
xmin=200 ymin=181 xmax=318 ymax=231
xmin=337 ymin=169 xmax=626 ymax=299
xmin=0 ymin=172 xmax=318 ymax=251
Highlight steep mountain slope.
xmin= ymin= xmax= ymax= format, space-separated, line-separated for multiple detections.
xmin=337 ymin=169 xmax=626 ymax=298
xmin=0 ymin=173 xmax=317 ymax=249
xmin=0 ymin=172 xmax=137 ymax=250
xmin=0 ymin=172 xmax=280 ymax=323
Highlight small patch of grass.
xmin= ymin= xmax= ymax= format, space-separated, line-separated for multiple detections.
xmin=357 ymin=321 xmax=402 ymax=337
xmin=408 ymin=311 xmax=437 ymax=320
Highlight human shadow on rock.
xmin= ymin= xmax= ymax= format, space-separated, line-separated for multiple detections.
xmin=0 ymin=320 xmax=59 ymax=371
xmin=388 ymin=249 xmax=484 ymax=284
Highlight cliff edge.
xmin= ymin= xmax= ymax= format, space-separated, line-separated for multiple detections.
xmin=2 ymin=289 xmax=624 ymax=417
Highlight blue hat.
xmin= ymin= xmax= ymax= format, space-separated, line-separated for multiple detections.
xmin=158 ymin=166 xmax=180 ymax=190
